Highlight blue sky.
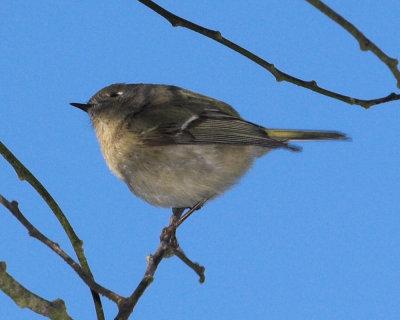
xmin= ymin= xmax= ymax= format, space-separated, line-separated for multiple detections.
xmin=1 ymin=1 xmax=399 ymax=319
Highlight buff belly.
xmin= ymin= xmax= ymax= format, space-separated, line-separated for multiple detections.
xmin=105 ymin=144 xmax=267 ymax=208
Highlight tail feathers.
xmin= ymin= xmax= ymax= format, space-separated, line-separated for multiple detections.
xmin=265 ymin=129 xmax=348 ymax=152
xmin=266 ymin=129 xmax=347 ymax=141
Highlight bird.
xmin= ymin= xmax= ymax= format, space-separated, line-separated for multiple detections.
xmin=70 ymin=83 xmax=346 ymax=221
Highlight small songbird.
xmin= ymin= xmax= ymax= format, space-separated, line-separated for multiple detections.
xmin=71 ymin=83 xmax=346 ymax=216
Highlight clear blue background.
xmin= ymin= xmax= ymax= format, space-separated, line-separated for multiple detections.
xmin=1 ymin=1 xmax=399 ymax=319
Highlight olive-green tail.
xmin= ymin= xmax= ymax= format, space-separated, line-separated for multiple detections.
xmin=265 ymin=129 xmax=347 ymax=141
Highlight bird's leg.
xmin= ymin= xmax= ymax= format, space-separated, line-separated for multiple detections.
xmin=158 ymin=204 xmax=207 ymax=280
xmin=176 ymin=199 xmax=207 ymax=227
xmin=171 ymin=207 xmax=185 ymax=225
xmin=157 ymin=206 xmax=206 ymax=280
xmin=160 ymin=200 xmax=206 ymax=251
xmin=160 ymin=207 xmax=185 ymax=251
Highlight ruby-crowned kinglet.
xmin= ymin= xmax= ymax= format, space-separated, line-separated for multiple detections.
xmin=71 ymin=83 xmax=346 ymax=213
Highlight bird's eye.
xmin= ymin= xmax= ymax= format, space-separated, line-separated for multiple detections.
xmin=109 ymin=91 xmax=122 ymax=98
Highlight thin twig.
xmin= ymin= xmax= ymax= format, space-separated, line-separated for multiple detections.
xmin=0 ymin=261 xmax=73 ymax=320
xmin=138 ymin=0 xmax=400 ymax=109
xmin=1 ymin=194 xmax=205 ymax=319
xmin=115 ymin=208 xmax=205 ymax=319
xmin=0 ymin=195 xmax=122 ymax=305
xmin=305 ymin=0 xmax=400 ymax=88
xmin=115 ymin=242 xmax=168 ymax=320
xmin=0 ymin=141 xmax=105 ymax=319
xmin=174 ymin=248 xmax=205 ymax=283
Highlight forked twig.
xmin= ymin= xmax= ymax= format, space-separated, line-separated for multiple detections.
xmin=0 ymin=195 xmax=123 ymax=305
xmin=1 ymin=192 xmax=204 ymax=320
xmin=115 ymin=207 xmax=205 ymax=320
xmin=0 ymin=141 xmax=105 ymax=319
xmin=306 ymin=0 xmax=400 ymax=88
xmin=138 ymin=0 xmax=400 ymax=109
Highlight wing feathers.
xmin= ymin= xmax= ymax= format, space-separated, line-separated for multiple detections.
xmin=141 ymin=109 xmax=297 ymax=150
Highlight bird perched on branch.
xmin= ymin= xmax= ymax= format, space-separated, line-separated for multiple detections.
xmin=71 ymin=83 xmax=346 ymax=221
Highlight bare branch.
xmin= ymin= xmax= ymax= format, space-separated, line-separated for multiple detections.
xmin=115 ymin=242 xmax=168 ymax=320
xmin=0 ymin=194 xmax=123 ymax=305
xmin=138 ymin=0 xmax=400 ymax=109
xmin=115 ymin=209 xmax=205 ymax=320
xmin=305 ymin=0 xmax=400 ymax=88
xmin=0 ymin=261 xmax=72 ymax=320
xmin=1 ymin=192 xmax=205 ymax=319
xmin=174 ymin=248 xmax=205 ymax=283
xmin=0 ymin=141 xmax=104 ymax=319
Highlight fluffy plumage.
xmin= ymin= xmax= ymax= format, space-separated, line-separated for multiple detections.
xmin=71 ymin=83 xmax=346 ymax=209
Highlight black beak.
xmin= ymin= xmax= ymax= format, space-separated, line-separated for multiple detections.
xmin=70 ymin=102 xmax=91 ymax=112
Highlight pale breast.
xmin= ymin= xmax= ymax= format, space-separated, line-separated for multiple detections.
xmin=112 ymin=144 xmax=263 ymax=208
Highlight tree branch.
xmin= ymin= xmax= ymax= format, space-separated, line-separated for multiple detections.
xmin=174 ymin=248 xmax=205 ymax=283
xmin=138 ymin=0 xmax=400 ymax=109
xmin=115 ymin=209 xmax=205 ymax=320
xmin=0 ymin=195 xmax=123 ymax=305
xmin=0 ymin=141 xmax=105 ymax=319
xmin=0 ymin=261 xmax=72 ymax=320
xmin=1 ymin=192 xmax=205 ymax=320
xmin=305 ymin=0 xmax=400 ymax=88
